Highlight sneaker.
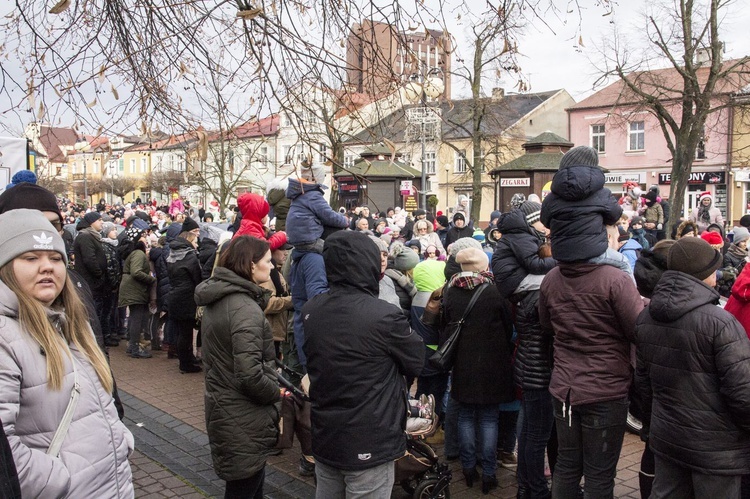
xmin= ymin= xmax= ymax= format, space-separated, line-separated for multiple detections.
xmin=298 ymin=456 xmax=315 ymax=477
xmin=104 ymin=337 xmax=120 ymax=347
xmin=500 ymin=452 xmax=518 ymax=469
xmin=130 ymin=347 xmax=153 ymax=359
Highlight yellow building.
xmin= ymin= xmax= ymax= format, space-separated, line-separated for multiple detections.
xmin=730 ymin=93 xmax=750 ymax=224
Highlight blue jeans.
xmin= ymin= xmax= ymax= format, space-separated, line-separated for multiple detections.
xmin=457 ymin=401 xmax=500 ymax=477
xmin=551 ymin=397 xmax=628 ymax=499
xmin=443 ymin=390 xmax=460 ymax=458
xmin=518 ymin=389 xmax=554 ymax=498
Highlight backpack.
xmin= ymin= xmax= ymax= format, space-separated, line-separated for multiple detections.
xmin=102 ymin=242 xmax=122 ymax=290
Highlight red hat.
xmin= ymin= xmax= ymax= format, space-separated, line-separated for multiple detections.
xmin=700 ymin=231 xmax=723 ymax=246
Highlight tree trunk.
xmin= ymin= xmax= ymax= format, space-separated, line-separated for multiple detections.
xmin=666 ymin=148 xmax=695 ymax=239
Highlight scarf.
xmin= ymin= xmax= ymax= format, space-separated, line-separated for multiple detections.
xmin=698 ymin=204 xmax=712 ymax=225
xmin=448 ymin=270 xmax=494 ymax=290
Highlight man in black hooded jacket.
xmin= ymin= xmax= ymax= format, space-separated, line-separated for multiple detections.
xmin=636 ymin=237 xmax=750 ymax=498
xmin=302 ymin=231 xmax=423 ymax=497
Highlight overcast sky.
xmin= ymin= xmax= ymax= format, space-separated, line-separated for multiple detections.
xmin=1 ymin=0 xmax=749 ymax=134
xmin=448 ymin=0 xmax=750 ymax=102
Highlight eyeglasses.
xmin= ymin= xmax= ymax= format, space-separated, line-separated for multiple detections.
xmin=50 ymin=220 xmax=63 ymax=231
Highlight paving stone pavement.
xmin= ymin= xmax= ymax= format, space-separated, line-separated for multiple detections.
xmin=110 ymin=342 xmax=645 ymax=498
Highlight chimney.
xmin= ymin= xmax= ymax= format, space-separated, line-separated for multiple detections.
xmin=695 ymin=42 xmax=723 ymax=65
xmin=492 ymin=88 xmax=505 ymax=101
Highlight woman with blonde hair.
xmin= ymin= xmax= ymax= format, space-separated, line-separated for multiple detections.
xmin=0 ymin=209 xmax=133 ymax=498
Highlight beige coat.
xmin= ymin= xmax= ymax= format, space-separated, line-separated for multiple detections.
xmin=261 ymin=268 xmax=293 ymax=342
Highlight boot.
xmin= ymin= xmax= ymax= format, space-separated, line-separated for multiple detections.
xmin=516 ymin=486 xmax=529 ymax=499
xmin=179 ymin=363 xmax=202 ymax=374
xmin=481 ymin=475 xmax=498 ymax=495
xmin=462 ymin=468 xmax=479 ymax=488
xmin=639 ymin=470 xmax=654 ymax=499
xmin=167 ymin=343 xmax=178 ymax=359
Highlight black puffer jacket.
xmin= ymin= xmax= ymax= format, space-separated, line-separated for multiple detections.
xmin=540 ymin=164 xmax=622 ymax=262
xmin=491 ymin=209 xmax=556 ymax=299
xmin=166 ymin=237 xmax=202 ymax=321
xmin=302 ymin=231 xmax=424 ymax=471
xmin=635 ymin=271 xmax=750 ymax=475
xmin=150 ymin=246 xmax=170 ymax=312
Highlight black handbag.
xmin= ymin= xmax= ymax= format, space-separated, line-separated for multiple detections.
xmin=428 ymin=283 xmax=490 ymax=371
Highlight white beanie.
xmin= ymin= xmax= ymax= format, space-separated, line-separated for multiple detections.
xmin=0 ymin=209 xmax=68 ymax=268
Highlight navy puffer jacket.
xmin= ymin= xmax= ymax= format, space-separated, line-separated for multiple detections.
xmin=540 ymin=164 xmax=622 ymax=262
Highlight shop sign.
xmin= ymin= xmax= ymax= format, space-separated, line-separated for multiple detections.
xmin=500 ymin=178 xmax=530 ymax=187
xmin=400 ymin=180 xmax=413 ymax=195
xmin=338 ymin=177 xmax=360 ymax=194
xmin=658 ymin=171 xmax=725 ymax=185
xmin=403 ymin=195 xmax=418 ymax=212
xmin=604 ymin=172 xmax=644 ymax=184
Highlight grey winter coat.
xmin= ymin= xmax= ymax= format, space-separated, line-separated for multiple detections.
xmin=0 ymin=281 xmax=134 ymax=498
xmin=194 ymin=267 xmax=280 ymax=481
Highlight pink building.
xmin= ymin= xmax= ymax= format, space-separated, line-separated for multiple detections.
xmin=567 ymin=62 xmax=741 ymax=223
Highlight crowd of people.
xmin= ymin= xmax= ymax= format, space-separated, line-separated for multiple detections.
xmin=1 ymin=149 xmax=750 ymax=499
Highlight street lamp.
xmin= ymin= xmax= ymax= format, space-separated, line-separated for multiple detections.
xmin=405 ymin=69 xmax=444 ymax=211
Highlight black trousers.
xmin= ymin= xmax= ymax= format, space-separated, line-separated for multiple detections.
xmin=173 ymin=318 xmax=195 ymax=369
xmin=225 ymin=468 xmax=264 ymax=499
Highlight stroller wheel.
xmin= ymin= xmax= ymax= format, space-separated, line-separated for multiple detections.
xmin=413 ymin=478 xmax=450 ymax=499
xmin=401 ymin=478 xmax=417 ymax=495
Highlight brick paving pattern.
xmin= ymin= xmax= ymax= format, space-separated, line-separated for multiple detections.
xmin=111 ymin=343 xmax=645 ymax=498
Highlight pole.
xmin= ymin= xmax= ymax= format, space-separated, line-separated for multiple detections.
xmin=421 ymin=121 xmax=427 ymax=211
xmin=83 ymin=161 xmax=88 ymax=205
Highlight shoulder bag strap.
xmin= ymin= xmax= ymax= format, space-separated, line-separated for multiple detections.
xmin=455 ymin=282 xmax=490 ymax=325
xmin=47 ymin=349 xmax=81 ymax=458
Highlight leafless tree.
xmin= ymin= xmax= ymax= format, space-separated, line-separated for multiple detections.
xmin=595 ymin=0 xmax=750 ymax=236
xmin=36 ymin=175 xmax=69 ymax=196
xmin=147 ymin=170 xmax=188 ymax=199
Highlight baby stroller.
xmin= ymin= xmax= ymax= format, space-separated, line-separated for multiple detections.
xmin=395 ymin=395 xmax=452 ymax=499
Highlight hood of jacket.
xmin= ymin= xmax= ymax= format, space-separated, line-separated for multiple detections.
xmin=550 ymin=164 xmax=606 ymax=202
xmin=167 ymin=237 xmax=195 ymax=263
xmin=165 ymin=223 xmax=183 ymax=242
xmin=237 ymin=192 xmax=270 ymax=223
xmin=194 ymin=266 xmax=269 ymax=309
xmin=267 ymin=178 xmax=289 ymax=206
xmin=497 ymin=209 xmax=534 ymax=235
xmin=323 ymin=230 xmax=380 ymax=296
xmin=0 ymin=280 xmax=18 ymax=318
xmin=648 ymin=270 xmax=720 ymax=322
xmin=0 ymin=279 xmax=67 ymax=326
xmin=285 ymin=178 xmax=325 ymax=201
